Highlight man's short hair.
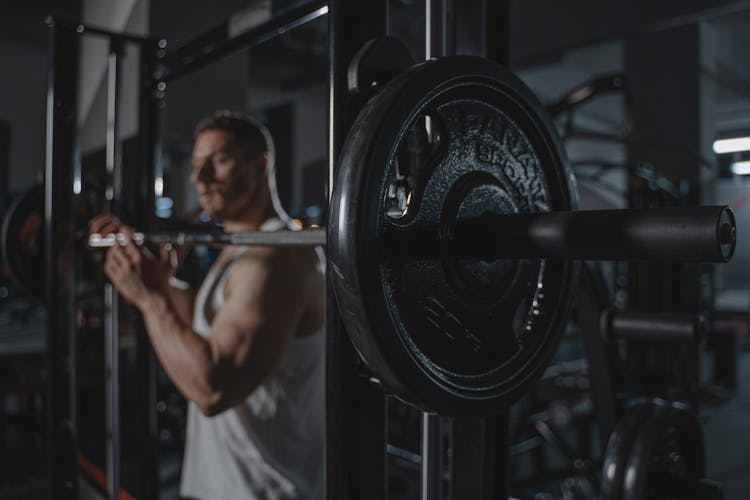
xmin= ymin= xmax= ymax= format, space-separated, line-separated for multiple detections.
xmin=194 ymin=110 xmax=270 ymax=161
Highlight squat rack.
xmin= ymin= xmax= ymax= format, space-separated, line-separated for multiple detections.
xmin=45 ymin=1 xmax=510 ymax=499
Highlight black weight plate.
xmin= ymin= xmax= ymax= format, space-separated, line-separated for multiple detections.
xmin=622 ymin=402 xmax=705 ymax=500
xmin=601 ymin=402 xmax=657 ymax=500
xmin=330 ymin=56 xmax=579 ymax=416
xmin=1 ymin=184 xmax=45 ymax=301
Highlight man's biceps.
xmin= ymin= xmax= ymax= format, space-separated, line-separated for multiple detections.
xmin=227 ymin=281 xmax=295 ymax=320
xmin=222 ymin=273 xmax=277 ymax=313
xmin=207 ymin=314 xmax=255 ymax=352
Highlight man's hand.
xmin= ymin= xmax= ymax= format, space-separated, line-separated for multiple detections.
xmin=104 ymin=228 xmax=176 ymax=307
xmin=88 ymin=213 xmax=124 ymax=241
xmin=90 ymin=216 xmax=175 ymax=308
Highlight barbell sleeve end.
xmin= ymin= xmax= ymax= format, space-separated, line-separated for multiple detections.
xmin=471 ymin=205 xmax=737 ymax=263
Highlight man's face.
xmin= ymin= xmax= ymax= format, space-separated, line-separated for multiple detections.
xmin=191 ymin=129 xmax=262 ymax=221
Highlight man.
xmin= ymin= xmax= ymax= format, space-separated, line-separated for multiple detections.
xmin=90 ymin=111 xmax=326 ymax=499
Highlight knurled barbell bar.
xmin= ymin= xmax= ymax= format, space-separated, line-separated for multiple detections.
xmin=3 ymin=55 xmax=738 ymax=417
xmin=87 ymin=227 xmax=328 ymax=248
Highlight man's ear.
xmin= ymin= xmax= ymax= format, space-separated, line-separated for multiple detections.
xmin=254 ymin=152 xmax=269 ymax=176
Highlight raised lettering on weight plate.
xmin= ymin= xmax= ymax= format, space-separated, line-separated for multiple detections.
xmin=472 ymin=112 xmax=549 ymax=210
xmin=423 ymin=297 xmax=482 ymax=352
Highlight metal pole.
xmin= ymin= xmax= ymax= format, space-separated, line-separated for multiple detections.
xmin=439 ymin=4 xmax=513 ymax=500
xmin=575 ymin=265 xmax=621 ymax=447
xmin=326 ymin=0 xmax=389 ymax=498
xmin=136 ymin=37 xmax=164 ymax=500
xmin=420 ymin=7 xmax=449 ymax=496
xmin=421 ymin=413 xmax=444 ymax=500
xmin=104 ymin=284 xmax=120 ymax=500
xmin=162 ymin=0 xmax=328 ymax=82
xmin=105 ymin=44 xmax=123 ymax=211
xmin=425 ymin=0 xmax=451 ymax=60
xmin=104 ymin=41 xmax=122 ymax=500
xmin=45 ymin=18 xmax=80 ymax=500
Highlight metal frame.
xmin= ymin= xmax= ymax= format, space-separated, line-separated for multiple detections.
xmin=326 ymin=1 xmax=389 ymax=497
xmin=45 ymin=18 xmax=81 ymax=500
xmin=161 ymin=0 xmax=328 ymax=82
xmin=421 ymin=413 xmax=445 ymax=500
xmin=134 ymin=36 xmax=163 ymax=500
xmin=46 ymin=17 xmax=161 ymax=500
xmin=103 ymin=36 xmax=123 ymax=500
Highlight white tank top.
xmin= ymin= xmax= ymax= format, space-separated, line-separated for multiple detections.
xmin=179 ymin=219 xmax=326 ymax=500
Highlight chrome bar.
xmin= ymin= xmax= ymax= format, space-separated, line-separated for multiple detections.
xmin=88 ymin=228 xmax=327 ymax=248
xmin=421 ymin=412 xmax=444 ymax=500
xmin=104 ymin=283 xmax=120 ymax=500
xmin=104 ymin=44 xmax=122 ymax=500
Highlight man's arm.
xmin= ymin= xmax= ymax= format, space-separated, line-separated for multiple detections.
xmin=89 ymin=215 xmax=198 ymax=327
xmin=135 ymin=248 xmax=307 ymax=416
xmin=163 ymin=281 xmax=198 ymax=327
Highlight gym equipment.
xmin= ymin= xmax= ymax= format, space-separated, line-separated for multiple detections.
xmin=328 ymin=55 xmax=735 ymax=416
xmin=347 ymin=36 xmax=415 ymax=98
xmin=10 ymin=55 xmax=734 ymax=417
xmin=1 ymin=185 xmax=45 ymax=301
xmin=42 ymin=5 xmax=735 ymax=496
xmin=547 ymin=73 xmax=628 ymax=119
xmin=88 ymin=204 xmax=735 ymax=260
xmin=330 ymin=54 xmax=578 ymax=417
xmin=601 ymin=399 xmax=723 ymax=500
xmin=601 ymin=308 xmax=704 ymax=343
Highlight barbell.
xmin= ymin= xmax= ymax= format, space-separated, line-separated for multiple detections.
xmin=87 ymin=206 xmax=734 ymax=261
xmin=1 ymin=55 xmax=738 ymax=416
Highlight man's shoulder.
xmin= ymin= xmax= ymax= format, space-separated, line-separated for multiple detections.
xmin=220 ymin=245 xmax=322 ymax=307
xmin=231 ymin=245 xmax=318 ymax=276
